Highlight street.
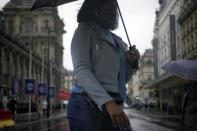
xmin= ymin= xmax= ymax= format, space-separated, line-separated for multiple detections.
xmin=2 ymin=109 xmax=176 ymax=131
xmin=125 ymin=109 xmax=176 ymax=131
xmin=2 ymin=117 xmax=69 ymax=131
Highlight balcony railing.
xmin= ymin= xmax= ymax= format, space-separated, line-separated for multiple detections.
xmin=178 ymin=0 xmax=197 ymax=24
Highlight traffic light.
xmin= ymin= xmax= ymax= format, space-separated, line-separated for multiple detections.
xmin=136 ymin=96 xmax=140 ymax=100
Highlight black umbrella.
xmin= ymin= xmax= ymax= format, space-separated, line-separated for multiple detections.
xmin=31 ymin=0 xmax=134 ymax=49
xmin=31 ymin=0 xmax=78 ymax=10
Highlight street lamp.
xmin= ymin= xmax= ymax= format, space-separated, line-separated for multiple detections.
xmin=47 ymin=27 xmax=53 ymax=118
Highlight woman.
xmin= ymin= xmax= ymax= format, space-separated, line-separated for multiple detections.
xmin=67 ymin=0 xmax=140 ymax=130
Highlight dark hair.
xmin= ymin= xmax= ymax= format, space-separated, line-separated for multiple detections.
xmin=77 ymin=0 xmax=105 ymax=23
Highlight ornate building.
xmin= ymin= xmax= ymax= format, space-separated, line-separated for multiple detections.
xmin=63 ymin=70 xmax=76 ymax=92
xmin=0 ymin=0 xmax=65 ymax=108
xmin=145 ymin=0 xmax=188 ymax=113
xmin=128 ymin=49 xmax=155 ymax=104
xmin=178 ymin=0 xmax=197 ymax=60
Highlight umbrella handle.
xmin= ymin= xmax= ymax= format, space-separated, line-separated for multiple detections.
xmin=114 ymin=0 xmax=133 ymax=49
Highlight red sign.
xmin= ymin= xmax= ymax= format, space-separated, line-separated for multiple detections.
xmin=58 ymin=90 xmax=65 ymax=99
xmin=58 ymin=90 xmax=71 ymax=100
xmin=64 ymin=91 xmax=71 ymax=100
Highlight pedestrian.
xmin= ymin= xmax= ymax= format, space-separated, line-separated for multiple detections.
xmin=2 ymin=91 xmax=8 ymax=110
xmin=67 ymin=0 xmax=140 ymax=131
xmin=42 ymin=99 xmax=47 ymax=116
xmin=8 ymin=97 xmax=17 ymax=121
xmin=36 ymin=100 xmax=42 ymax=119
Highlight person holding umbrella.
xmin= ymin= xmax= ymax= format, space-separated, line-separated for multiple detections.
xmin=67 ymin=0 xmax=140 ymax=130
xmin=162 ymin=59 xmax=197 ymax=131
xmin=31 ymin=0 xmax=140 ymax=130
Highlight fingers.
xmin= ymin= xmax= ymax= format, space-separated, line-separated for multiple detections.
xmin=115 ymin=115 xmax=122 ymax=128
xmin=111 ymin=115 xmax=117 ymax=128
xmin=112 ymin=112 xmax=130 ymax=129
xmin=121 ymin=112 xmax=131 ymax=127
xmin=127 ymin=48 xmax=140 ymax=62
xmin=106 ymin=102 xmax=131 ymax=129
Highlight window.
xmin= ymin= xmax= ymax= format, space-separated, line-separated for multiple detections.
xmin=187 ymin=38 xmax=190 ymax=53
xmin=195 ymin=32 xmax=197 ymax=48
xmin=148 ymin=75 xmax=152 ymax=80
xmin=8 ymin=19 xmax=14 ymax=33
xmin=25 ymin=23 xmax=33 ymax=33
xmin=44 ymin=19 xmax=49 ymax=30
xmin=191 ymin=35 xmax=194 ymax=49
xmin=24 ymin=18 xmax=33 ymax=33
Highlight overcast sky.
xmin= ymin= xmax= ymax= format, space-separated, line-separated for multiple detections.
xmin=0 ymin=0 xmax=159 ymax=70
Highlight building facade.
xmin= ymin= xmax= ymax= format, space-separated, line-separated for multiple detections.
xmin=128 ymin=49 xmax=155 ymax=104
xmin=178 ymin=0 xmax=197 ymax=60
xmin=157 ymin=0 xmax=182 ymax=76
xmin=128 ymin=71 xmax=140 ymax=99
xmin=145 ymin=0 xmax=188 ymax=113
xmin=63 ymin=70 xmax=76 ymax=92
xmin=0 ymin=0 xmax=65 ymax=109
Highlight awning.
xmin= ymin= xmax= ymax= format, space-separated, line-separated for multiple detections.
xmin=143 ymin=73 xmax=189 ymax=89
xmin=143 ymin=73 xmax=173 ymax=89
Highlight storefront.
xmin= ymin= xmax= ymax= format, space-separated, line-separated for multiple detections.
xmin=144 ymin=73 xmax=189 ymax=113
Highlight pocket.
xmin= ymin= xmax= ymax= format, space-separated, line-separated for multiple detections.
xmin=67 ymin=93 xmax=80 ymax=118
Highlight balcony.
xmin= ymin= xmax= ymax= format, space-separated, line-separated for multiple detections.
xmin=178 ymin=0 xmax=197 ymax=24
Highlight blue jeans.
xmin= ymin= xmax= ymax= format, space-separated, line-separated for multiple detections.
xmin=67 ymin=93 xmax=133 ymax=131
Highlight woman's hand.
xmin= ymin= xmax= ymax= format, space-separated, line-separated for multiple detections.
xmin=126 ymin=47 xmax=140 ymax=67
xmin=105 ymin=101 xmax=130 ymax=129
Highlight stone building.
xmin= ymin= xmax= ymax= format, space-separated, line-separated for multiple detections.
xmin=63 ymin=70 xmax=76 ymax=92
xmin=178 ymin=0 xmax=197 ymax=60
xmin=128 ymin=70 xmax=140 ymax=100
xmin=0 ymin=0 xmax=65 ymax=108
xmin=145 ymin=0 xmax=188 ymax=113
xmin=128 ymin=49 xmax=155 ymax=104
xmin=0 ymin=11 xmax=4 ymax=31
xmin=138 ymin=49 xmax=155 ymax=103
xmin=157 ymin=0 xmax=182 ymax=76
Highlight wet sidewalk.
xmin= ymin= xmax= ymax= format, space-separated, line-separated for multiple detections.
xmin=124 ymin=108 xmax=182 ymax=130
xmin=139 ymin=108 xmax=182 ymax=120
xmin=14 ymin=110 xmax=67 ymax=128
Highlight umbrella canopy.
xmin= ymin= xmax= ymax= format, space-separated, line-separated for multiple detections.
xmin=162 ymin=59 xmax=197 ymax=81
xmin=31 ymin=0 xmax=134 ymax=49
xmin=31 ymin=0 xmax=78 ymax=10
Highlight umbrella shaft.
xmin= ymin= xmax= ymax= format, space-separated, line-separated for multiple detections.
xmin=115 ymin=0 xmax=132 ymax=48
